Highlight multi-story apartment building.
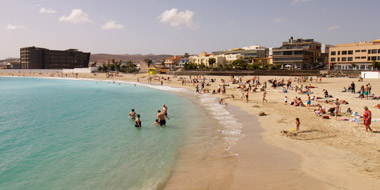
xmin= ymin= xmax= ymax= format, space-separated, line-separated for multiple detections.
xmin=272 ymin=37 xmax=321 ymax=69
xmin=189 ymin=52 xmax=226 ymax=67
xmin=329 ymin=39 xmax=380 ymax=70
xmin=20 ymin=47 xmax=90 ymax=69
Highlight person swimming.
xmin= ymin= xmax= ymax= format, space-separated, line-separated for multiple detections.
xmin=129 ymin=109 xmax=136 ymax=119
xmin=135 ymin=114 xmax=141 ymax=128
xmin=162 ymin=104 xmax=169 ymax=119
xmin=157 ymin=110 xmax=169 ymax=126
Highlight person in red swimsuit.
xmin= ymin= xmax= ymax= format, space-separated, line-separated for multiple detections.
xmin=363 ymin=106 xmax=373 ymax=133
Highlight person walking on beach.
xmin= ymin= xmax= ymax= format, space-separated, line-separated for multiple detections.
xmin=157 ymin=110 xmax=169 ymax=126
xmin=129 ymin=109 xmax=136 ymax=119
xmin=245 ymin=89 xmax=249 ymax=103
xmin=365 ymin=85 xmax=369 ymax=100
xmin=368 ymin=83 xmax=372 ymax=94
xmin=306 ymin=95 xmax=311 ymax=108
xmin=262 ymin=90 xmax=267 ymax=104
xmin=135 ymin=114 xmax=142 ymax=128
xmin=351 ymin=82 xmax=355 ymax=94
xmin=363 ymin=106 xmax=373 ymax=133
xmin=296 ymin=118 xmax=300 ymax=132
xmin=334 ymin=99 xmax=340 ymax=120
xmin=195 ymin=85 xmax=199 ymax=94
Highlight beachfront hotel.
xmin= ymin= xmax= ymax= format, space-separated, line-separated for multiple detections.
xmin=272 ymin=37 xmax=322 ymax=69
xmin=212 ymin=45 xmax=269 ymax=63
xmin=189 ymin=52 xmax=226 ymax=67
xmin=329 ymin=39 xmax=380 ymax=70
xmin=20 ymin=47 xmax=90 ymax=69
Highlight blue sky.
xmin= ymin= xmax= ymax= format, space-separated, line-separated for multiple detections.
xmin=1 ymin=0 xmax=380 ymax=59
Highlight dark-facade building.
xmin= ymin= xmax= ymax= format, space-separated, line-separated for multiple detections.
xmin=272 ymin=37 xmax=321 ymax=69
xmin=20 ymin=47 xmax=90 ymax=69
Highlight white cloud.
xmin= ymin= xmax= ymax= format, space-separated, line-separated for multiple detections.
xmin=328 ymin=25 xmax=340 ymax=31
xmin=158 ymin=8 xmax=198 ymax=29
xmin=59 ymin=9 xmax=92 ymax=24
xmin=273 ymin=17 xmax=286 ymax=23
xmin=5 ymin=24 xmax=24 ymax=30
xmin=291 ymin=0 xmax=312 ymax=4
xmin=102 ymin=20 xmax=124 ymax=30
xmin=40 ymin=7 xmax=56 ymax=14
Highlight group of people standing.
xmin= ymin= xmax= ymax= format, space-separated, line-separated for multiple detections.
xmin=128 ymin=104 xmax=170 ymax=128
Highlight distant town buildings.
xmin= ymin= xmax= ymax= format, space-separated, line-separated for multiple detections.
xmin=164 ymin=55 xmax=181 ymax=68
xmin=0 ymin=59 xmax=20 ymax=69
xmin=272 ymin=37 xmax=321 ymax=69
xmin=189 ymin=52 xmax=226 ymax=67
xmin=212 ymin=45 xmax=268 ymax=63
xmin=178 ymin=58 xmax=189 ymax=67
xmin=20 ymin=47 xmax=90 ymax=69
xmin=8 ymin=38 xmax=379 ymax=71
xmin=329 ymin=39 xmax=380 ymax=70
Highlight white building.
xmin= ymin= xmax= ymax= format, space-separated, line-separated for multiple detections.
xmin=224 ymin=54 xmax=244 ymax=63
xmin=189 ymin=52 xmax=226 ymax=67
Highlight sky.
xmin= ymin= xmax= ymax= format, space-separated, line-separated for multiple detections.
xmin=1 ymin=0 xmax=380 ymax=59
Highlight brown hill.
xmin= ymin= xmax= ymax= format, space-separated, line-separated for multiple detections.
xmin=90 ymin=54 xmax=173 ymax=62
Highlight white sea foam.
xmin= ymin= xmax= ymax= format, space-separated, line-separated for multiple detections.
xmin=198 ymin=94 xmax=244 ymax=150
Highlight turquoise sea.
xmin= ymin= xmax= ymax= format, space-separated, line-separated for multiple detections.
xmin=0 ymin=77 xmax=208 ymax=190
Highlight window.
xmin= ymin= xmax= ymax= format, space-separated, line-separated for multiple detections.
xmin=378 ymin=49 xmax=380 ymax=54
xmin=342 ymin=57 xmax=347 ymax=61
xmin=338 ymin=58 xmax=340 ymax=61
xmin=355 ymin=50 xmax=360 ymax=53
xmin=372 ymin=56 xmax=377 ymax=61
xmin=368 ymin=50 xmax=371 ymax=54
xmin=342 ymin=51 xmax=347 ymax=55
xmin=331 ymin=58 xmax=336 ymax=62
xmin=348 ymin=57 xmax=353 ymax=61
xmin=338 ymin=51 xmax=341 ymax=55
xmin=372 ymin=49 xmax=378 ymax=54
xmin=331 ymin=51 xmax=336 ymax=55
xmin=378 ymin=56 xmax=380 ymax=60
xmin=361 ymin=49 xmax=366 ymax=52
xmin=368 ymin=57 xmax=371 ymax=61
xmin=348 ymin=50 xmax=353 ymax=55
xmin=355 ymin=57 xmax=360 ymax=59
xmin=283 ymin=51 xmax=293 ymax=55
xmin=361 ymin=56 xmax=366 ymax=59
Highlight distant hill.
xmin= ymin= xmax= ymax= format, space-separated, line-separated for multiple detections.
xmin=0 ymin=58 xmax=19 ymax=63
xmin=90 ymin=54 xmax=173 ymax=62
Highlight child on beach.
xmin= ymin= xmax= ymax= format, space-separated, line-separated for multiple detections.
xmin=284 ymin=96 xmax=288 ymax=105
xmin=296 ymin=118 xmax=300 ymax=132
xmin=154 ymin=119 xmax=159 ymax=126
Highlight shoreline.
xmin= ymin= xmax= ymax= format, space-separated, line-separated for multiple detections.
xmin=2 ymin=73 xmax=380 ymax=189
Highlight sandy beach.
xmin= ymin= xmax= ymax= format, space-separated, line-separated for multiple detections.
xmin=2 ymin=71 xmax=380 ymax=189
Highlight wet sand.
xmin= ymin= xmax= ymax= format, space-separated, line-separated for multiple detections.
xmin=228 ymin=105 xmax=324 ymax=189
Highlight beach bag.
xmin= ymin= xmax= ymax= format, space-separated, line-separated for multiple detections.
xmin=323 ymin=116 xmax=330 ymax=119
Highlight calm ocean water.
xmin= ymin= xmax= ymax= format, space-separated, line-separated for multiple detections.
xmin=0 ymin=77 xmax=205 ymax=190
